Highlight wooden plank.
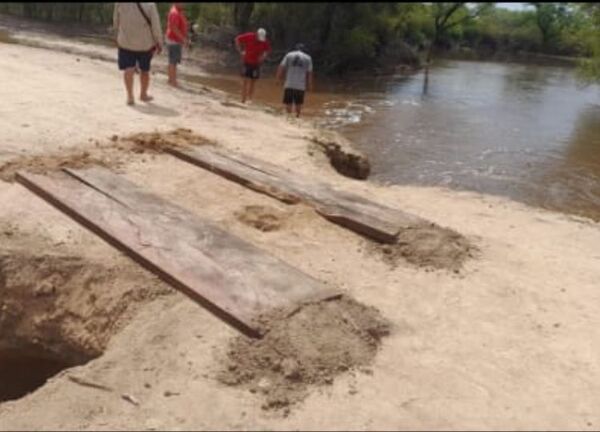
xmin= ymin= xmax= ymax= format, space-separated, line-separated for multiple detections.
xmin=168 ymin=146 xmax=304 ymax=205
xmin=16 ymin=170 xmax=340 ymax=338
xmin=167 ymin=146 xmax=421 ymax=243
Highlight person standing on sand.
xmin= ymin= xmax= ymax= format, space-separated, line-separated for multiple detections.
xmin=276 ymin=43 xmax=313 ymax=118
xmin=113 ymin=2 xmax=162 ymax=105
xmin=165 ymin=2 xmax=189 ymax=87
xmin=234 ymin=28 xmax=272 ymax=104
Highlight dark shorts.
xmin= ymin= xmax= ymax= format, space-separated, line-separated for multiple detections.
xmin=241 ymin=63 xmax=260 ymax=80
xmin=167 ymin=43 xmax=182 ymax=65
xmin=118 ymin=47 xmax=153 ymax=72
xmin=283 ymin=88 xmax=305 ymax=105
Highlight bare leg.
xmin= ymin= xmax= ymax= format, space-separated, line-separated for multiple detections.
xmin=124 ymin=68 xmax=135 ymax=105
xmin=247 ymin=79 xmax=256 ymax=102
xmin=241 ymin=78 xmax=249 ymax=103
xmin=168 ymin=64 xmax=178 ymax=87
xmin=295 ymin=104 xmax=302 ymax=118
xmin=285 ymin=104 xmax=293 ymax=114
xmin=140 ymin=71 xmax=153 ymax=101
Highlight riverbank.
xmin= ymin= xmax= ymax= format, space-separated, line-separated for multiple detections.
xmin=1 ymin=29 xmax=600 ymax=432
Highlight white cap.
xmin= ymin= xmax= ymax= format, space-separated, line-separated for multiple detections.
xmin=257 ymin=28 xmax=267 ymax=42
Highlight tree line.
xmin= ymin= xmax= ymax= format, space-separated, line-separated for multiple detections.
xmin=0 ymin=2 xmax=598 ymax=80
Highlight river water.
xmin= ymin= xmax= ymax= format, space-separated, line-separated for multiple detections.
xmin=334 ymin=60 xmax=600 ymax=221
xmin=195 ymin=59 xmax=600 ymax=221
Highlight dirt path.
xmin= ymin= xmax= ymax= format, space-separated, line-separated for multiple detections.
xmin=1 ymin=35 xmax=600 ymax=431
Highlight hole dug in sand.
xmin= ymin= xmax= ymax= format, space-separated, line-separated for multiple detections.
xmin=0 ymin=348 xmax=76 ymax=403
xmin=218 ymin=295 xmax=390 ymax=415
xmin=0 ymin=251 xmax=167 ymax=403
xmin=235 ymin=205 xmax=288 ymax=232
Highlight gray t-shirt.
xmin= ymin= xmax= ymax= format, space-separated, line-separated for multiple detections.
xmin=280 ymin=50 xmax=313 ymax=91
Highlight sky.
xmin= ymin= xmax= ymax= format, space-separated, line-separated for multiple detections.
xmin=495 ymin=2 xmax=534 ymax=11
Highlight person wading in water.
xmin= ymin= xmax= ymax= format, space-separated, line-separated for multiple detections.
xmin=277 ymin=43 xmax=313 ymax=118
xmin=234 ymin=28 xmax=272 ymax=104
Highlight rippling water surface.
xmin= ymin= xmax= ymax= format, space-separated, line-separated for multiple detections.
xmin=333 ymin=61 xmax=600 ymax=221
xmin=159 ymin=57 xmax=600 ymax=221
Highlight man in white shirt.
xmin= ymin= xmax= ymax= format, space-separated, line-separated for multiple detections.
xmin=113 ymin=3 xmax=163 ymax=105
xmin=276 ymin=43 xmax=313 ymax=118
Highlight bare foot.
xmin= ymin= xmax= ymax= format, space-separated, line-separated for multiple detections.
xmin=168 ymin=81 xmax=180 ymax=88
xmin=127 ymin=98 xmax=135 ymax=106
xmin=140 ymin=95 xmax=154 ymax=102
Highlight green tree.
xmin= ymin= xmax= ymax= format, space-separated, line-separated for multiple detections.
xmin=233 ymin=2 xmax=254 ymax=31
xmin=577 ymin=3 xmax=600 ymax=82
xmin=530 ymin=2 xmax=569 ymax=51
xmin=426 ymin=3 xmax=493 ymax=64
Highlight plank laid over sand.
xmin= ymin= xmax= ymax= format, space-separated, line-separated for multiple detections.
xmin=16 ymin=168 xmax=340 ymax=337
xmin=167 ymin=146 xmax=422 ymax=243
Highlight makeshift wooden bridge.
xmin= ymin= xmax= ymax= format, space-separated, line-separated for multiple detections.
xmin=16 ymin=167 xmax=340 ymax=338
xmin=167 ymin=146 xmax=423 ymax=244
xmin=16 ymin=146 xmax=427 ymax=337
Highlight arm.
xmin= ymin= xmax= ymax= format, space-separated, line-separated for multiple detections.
xmin=276 ymin=66 xmax=285 ymax=84
xmin=234 ymin=35 xmax=244 ymax=55
xmin=170 ymin=24 xmax=187 ymax=45
xmin=259 ymin=42 xmax=272 ymax=64
xmin=168 ymin=13 xmax=189 ymax=46
xmin=112 ymin=3 xmax=119 ymax=46
xmin=149 ymin=3 xmax=163 ymax=52
xmin=276 ymin=54 xmax=287 ymax=84
xmin=306 ymin=57 xmax=314 ymax=91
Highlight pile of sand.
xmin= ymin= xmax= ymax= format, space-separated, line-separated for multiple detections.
xmin=0 ymin=128 xmax=217 ymax=183
xmin=0 ymin=150 xmax=117 ymax=183
xmin=122 ymin=128 xmax=215 ymax=153
xmin=368 ymin=223 xmax=477 ymax=271
xmin=218 ymin=295 xmax=390 ymax=415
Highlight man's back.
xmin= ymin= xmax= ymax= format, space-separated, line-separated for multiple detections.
xmin=113 ymin=2 xmax=162 ymax=52
xmin=281 ymin=50 xmax=313 ymax=91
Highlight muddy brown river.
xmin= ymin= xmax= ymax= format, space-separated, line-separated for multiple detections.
xmin=194 ymin=59 xmax=600 ymax=222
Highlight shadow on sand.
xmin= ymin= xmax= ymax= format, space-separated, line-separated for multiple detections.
xmin=131 ymin=102 xmax=180 ymax=117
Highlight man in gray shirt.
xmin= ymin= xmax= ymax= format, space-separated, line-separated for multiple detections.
xmin=276 ymin=43 xmax=313 ymax=118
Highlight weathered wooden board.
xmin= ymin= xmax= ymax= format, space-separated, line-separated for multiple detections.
xmin=167 ymin=146 xmax=422 ymax=243
xmin=16 ymin=169 xmax=340 ymax=337
xmin=168 ymin=145 xmax=304 ymax=205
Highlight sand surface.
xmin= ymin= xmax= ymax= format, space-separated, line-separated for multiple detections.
xmin=1 ymin=32 xmax=600 ymax=431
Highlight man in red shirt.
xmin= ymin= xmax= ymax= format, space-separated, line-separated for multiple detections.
xmin=165 ymin=3 xmax=189 ymax=87
xmin=234 ymin=28 xmax=272 ymax=103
